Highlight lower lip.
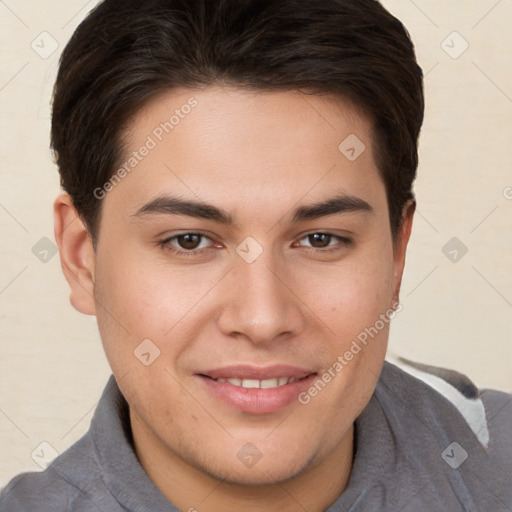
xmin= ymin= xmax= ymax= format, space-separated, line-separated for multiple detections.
xmin=196 ymin=374 xmax=318 ymax=414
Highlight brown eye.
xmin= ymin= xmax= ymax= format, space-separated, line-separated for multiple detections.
xmin=176 ymin=234 xmax=203 ymax=250
xmin=160 ymin=232 xmax=219 ymax=258
xmin=296 ymin=232 xmax=352 ymax=252
xmin=307 ymin=233 xmax=332 ymax=248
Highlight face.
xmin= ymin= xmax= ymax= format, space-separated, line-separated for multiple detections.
xmin=67 ymin=86 xmax=411 ymax=487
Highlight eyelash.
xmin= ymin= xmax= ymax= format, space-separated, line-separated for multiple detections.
xmin=159 ymin=232 xmax=352 ymax=258
xmin=158 ymin=231 xmax=214 ymax=258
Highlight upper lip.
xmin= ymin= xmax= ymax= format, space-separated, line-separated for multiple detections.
xmin=198 ymin=365 xmax=317 ymax=380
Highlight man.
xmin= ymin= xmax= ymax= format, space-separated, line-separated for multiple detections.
xmin=1 ymin=0 xmax=510 ymax=510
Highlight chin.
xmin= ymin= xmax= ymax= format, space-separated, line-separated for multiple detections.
xmin=197 ymin=450 xmax=313 ymax=487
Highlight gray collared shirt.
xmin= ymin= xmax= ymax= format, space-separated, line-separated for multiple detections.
xmin=1 ymin=360 xmax=511 ymax=511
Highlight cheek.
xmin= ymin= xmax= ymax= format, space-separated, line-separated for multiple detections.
xmin=296 ymin=242 xmax=395 ymax=402
xmin=300 ymin=246 xmax=395 ymax=334
xmin=96 ymin=249 xmax=196 ymax=326
xmin=92 ymin=250 xmax=225 ymax=370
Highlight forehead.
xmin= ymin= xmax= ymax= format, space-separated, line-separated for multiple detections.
xmin=105 ymin=86 xmax=386 ymax=222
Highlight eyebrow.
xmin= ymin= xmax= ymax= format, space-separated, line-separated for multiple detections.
xmin=291 ymin=194 xmax=373 ymax=222
xmin=132 ymin=193 xmax=373 ymax=224
xmin=133 ymin=196 xmax=233 ymax=224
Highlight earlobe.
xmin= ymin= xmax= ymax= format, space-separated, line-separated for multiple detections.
xmin=392 ymin=200 xmax=416 ymax=305
xmin=53 ymin=193 xmax=97 ymax=316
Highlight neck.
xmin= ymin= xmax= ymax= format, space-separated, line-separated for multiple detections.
xmin=130 ymin=410 xmax=354 ymax=512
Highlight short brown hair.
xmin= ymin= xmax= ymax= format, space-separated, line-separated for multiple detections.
xmin=51 ymin=0 xmax=424 ymax=242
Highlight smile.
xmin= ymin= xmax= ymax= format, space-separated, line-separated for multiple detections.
xmin=211 ymin=376 xmax=301 ymax=389
xmin=197 ymin=368 xmax=318 ymax=414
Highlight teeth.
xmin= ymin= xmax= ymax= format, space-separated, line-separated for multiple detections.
xmin=239 ymin=379 xmax=259 ymax=388
xmin=261 ymin=378 xmax=280 ymax=389
xmin=215 ymin=377 xmax=301 ymax=389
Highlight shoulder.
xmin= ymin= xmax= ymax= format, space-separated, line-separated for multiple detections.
xmin=0 ymin=468 xmax=78 ymax=512
xmin=0 ymin=434 xmax=116 ymax=512
xmin=382 ymin=355 xmax=512 ymax=451
xmin=367 ymin=357 xmax=512 ymax=509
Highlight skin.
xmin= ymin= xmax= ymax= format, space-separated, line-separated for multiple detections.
xmin=54 ymin=86 xmax=414 ymax=512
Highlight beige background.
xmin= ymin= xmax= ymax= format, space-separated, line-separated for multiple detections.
xmin=1 ymin=0 xmax=511 ymax=487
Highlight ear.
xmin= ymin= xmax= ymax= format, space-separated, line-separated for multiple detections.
xmin=53 ymin=193 xmax=96 ymax=316
xmin=392 ymin=199 xmax=415 ymax=305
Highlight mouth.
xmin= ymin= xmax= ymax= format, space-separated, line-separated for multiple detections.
xmin=195 ymin=365 xmax=318 ymax=414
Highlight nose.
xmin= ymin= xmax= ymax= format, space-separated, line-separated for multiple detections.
xmin=217 ymin=251 xmax=306 ymax=346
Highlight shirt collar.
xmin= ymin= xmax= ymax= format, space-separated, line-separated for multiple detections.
xmin=90 ymin=363 xmax=432 ymax=511
xmin=90 ymin=375 xmax=178 ymax=512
